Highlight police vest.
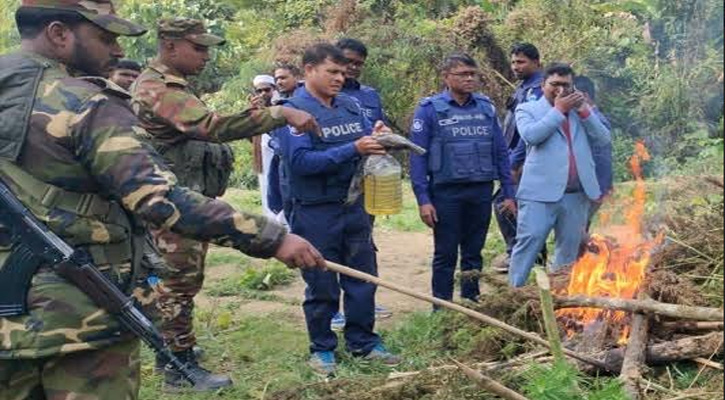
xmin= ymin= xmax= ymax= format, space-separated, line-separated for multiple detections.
xmin=343 ymin=85 xmax=384 ymax=124
xmin=427 ymin=94 xmax=498 ymax=184
xmin=285 ymin=95 xmax=365 ymax=204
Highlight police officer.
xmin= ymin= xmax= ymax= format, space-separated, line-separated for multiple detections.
xmin=280 ymin=43 xmax=401 ymax=376
xmin=337 ymin=38 xmax=386 ymax=125
xmin=130 ymin=18 xmax=321 ymax=391
xmin=410 ymin=53 xmax=516 ymax=304
xmin=0 ymin=2 xmax=324 ymax=398
xmin=333 ymin=37 xmax=392 ymax=329
xmin=494 ymin=43 xmax=547 ymax=272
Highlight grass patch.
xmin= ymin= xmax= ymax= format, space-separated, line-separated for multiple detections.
xmin=206 ymin=262 xmax=296 ymax=296
xmin=206 ymin=247 xmax=251 ymax=269
xmin=519 ymin=362 xmax=627 ymax=400
xmin=220 ymin=188 xmax=263 ymax=215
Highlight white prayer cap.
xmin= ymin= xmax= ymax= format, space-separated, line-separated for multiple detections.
xmin=253 ymin=74 xmax=276 ymax=88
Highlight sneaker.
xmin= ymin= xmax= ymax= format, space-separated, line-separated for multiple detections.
xmin=492 ymin=253 xmax=510 ymax=273
xmin=375 ymin=305 xmax=393 ymax=319
xmin=330 ymin=312 xmax=345 ymax=331
xmin=363 ymin=343 xmax=402 ymax=366
xmin=308 ymin=351 xmax=337 ymax=376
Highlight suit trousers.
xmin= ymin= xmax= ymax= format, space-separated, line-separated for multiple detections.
xmin=509 ymin=192 xmax=590 ymax=287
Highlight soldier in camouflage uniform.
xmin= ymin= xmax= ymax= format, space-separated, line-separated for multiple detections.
xmin=0 ymin=1 xmax=325 ymax=398
xmin=129 ymin=17 xmax=322 ymax=390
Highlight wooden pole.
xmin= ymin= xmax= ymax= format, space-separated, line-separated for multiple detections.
xmin=554 ymin=295 xmax=724 ymax=322
xmin=324 ymin=261 xmax=612 ymax=371
xmin=534 ymin=267 xmax=566 ymax=365
xmin=451 ymin=358 xmax=531 ymax=400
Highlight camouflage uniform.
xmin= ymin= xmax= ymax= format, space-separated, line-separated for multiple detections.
xmin=0 ymin=3 xmax=286 ymax=399
xmin=130 ymin=18 xmax=290 ymax=352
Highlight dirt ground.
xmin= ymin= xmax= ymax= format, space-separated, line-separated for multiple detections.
xmin=197 ymin=229 xmax=436 ymax=329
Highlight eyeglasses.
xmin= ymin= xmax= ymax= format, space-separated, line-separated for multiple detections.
xmin=448 ymin=71 xmax=480 ymax=79
xmin=255 ymin=87 xmax=273 ymax=94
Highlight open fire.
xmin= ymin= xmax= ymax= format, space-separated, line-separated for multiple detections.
xmin=557 ymin=141 xmax=664 ymax=344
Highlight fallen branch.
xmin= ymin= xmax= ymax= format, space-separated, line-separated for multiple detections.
xmin=692 ymin=357 xmax=724 ymax=370
xmin=619 ymin=311 xmax=651 ymax=400
xmin=583 ymin=332 xmax=724 ymax=373
xmin=324 ymin=261 xmax=612 ymax=371
xmin=659 ymin=321 xmax=724 ymax=332
xmin=451 ymin=358 xmax=530 ymax=400
xmin=387 ymin=350 xmax=551 ymax=381
xmin=554 ymin=295 xmax=724 ymax=322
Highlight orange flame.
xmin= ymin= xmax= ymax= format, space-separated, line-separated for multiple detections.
xmin=557 ymin=141 xmax=661 ymax=344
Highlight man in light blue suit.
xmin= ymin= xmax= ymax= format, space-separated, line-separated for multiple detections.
xmin=509 ymin=63 xmax=611 ymax=287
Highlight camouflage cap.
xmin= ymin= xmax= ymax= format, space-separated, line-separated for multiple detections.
xmin=157 ymin=18 xmax=226 ymax=47
xmin=20 ymin=0 xmax=147 ymax=36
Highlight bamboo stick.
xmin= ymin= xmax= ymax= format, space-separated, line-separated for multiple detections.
xmin=534 ymin=267 xmax=565 ymax=365
xmin=324 ymin=261 xmax=612 ymax=371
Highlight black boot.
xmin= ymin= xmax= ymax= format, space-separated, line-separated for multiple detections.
xmin=159 ymin=348 xmax=233 ymax=392
xmin=155 ymin=345 xmax=205 ymax=372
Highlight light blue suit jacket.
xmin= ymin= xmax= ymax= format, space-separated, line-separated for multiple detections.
xmin=515 ymin=97 xmax=611 ymax=202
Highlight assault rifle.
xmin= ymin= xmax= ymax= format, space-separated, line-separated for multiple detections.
xmin=0 ymin=178 xmax=209 ymax=389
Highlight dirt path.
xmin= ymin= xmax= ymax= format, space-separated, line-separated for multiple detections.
xmin=197 ymin=229 xmax=435 ymax=329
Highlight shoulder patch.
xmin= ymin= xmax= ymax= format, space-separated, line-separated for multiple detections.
xmin=412 ymin=119 xmax=425 ymax=132
xmin=288 ymin=126 xmax=305 ymax=137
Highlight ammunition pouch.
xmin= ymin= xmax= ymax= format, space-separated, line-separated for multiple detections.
xmin=160 ymin=139 xmax=233 ymax=198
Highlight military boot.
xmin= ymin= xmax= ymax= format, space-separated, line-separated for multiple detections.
xmin=160 ymin=348 xmax=233 ymax=392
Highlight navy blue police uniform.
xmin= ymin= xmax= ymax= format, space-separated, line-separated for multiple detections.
xmin=341 ymin=79 xmax=386 ymax=125
xmin=280 ymin=87 xmax=381 ymax=355
xmin=410 ymin=91 xmax=515 ymax=302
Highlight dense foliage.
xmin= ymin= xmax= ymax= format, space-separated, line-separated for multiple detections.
xmin=1 ymin=0 xmax=722 ymax=187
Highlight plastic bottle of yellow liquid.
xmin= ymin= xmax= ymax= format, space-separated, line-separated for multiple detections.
xmin=363 ymin=154 xmax=402 ymax=215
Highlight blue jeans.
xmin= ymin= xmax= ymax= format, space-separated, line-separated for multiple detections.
xmin=290 ymin=200 xmax=380 ymax=354
xmin=509 ymin=192 xmax=590 ymax=287
xmin=431 ymin=182 xmax=494 ymax=302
